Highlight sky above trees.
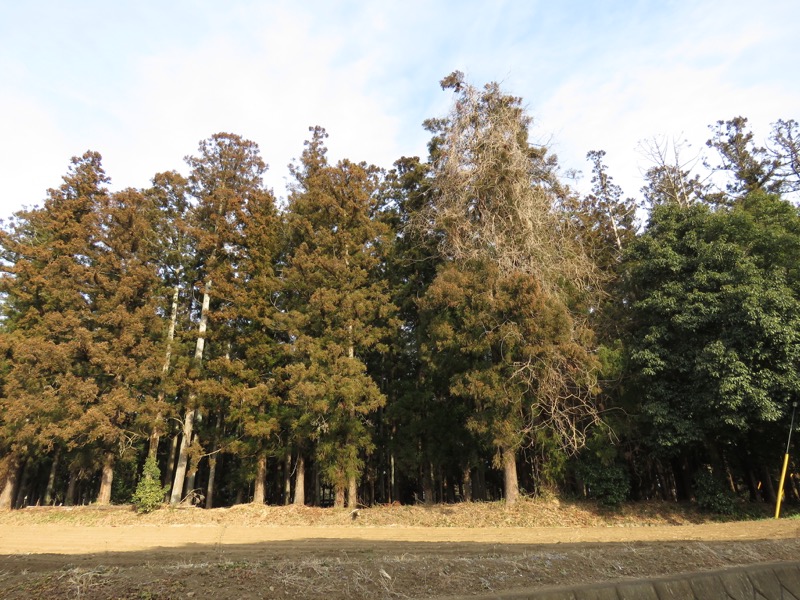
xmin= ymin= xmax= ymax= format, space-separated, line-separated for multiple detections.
xmin=2 ymin=0 xmax=798 ymax=215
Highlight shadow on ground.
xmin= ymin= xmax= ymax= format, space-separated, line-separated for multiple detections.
xmin=2 ymin=536 xmax=800 ymax=599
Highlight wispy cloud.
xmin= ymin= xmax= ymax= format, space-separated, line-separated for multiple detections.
xmin=1 ymin=0 xmax=798 ymax=215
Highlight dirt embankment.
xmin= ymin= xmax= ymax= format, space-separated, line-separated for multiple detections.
xmin=1 ymin=501 xmax=798 ymax=599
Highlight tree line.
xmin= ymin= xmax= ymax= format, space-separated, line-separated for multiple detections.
xmin=1 ymin=72 xmax=799 ymax=511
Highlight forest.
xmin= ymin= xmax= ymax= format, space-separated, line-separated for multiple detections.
xmin=1 ymin=72 xmax=799 ymax=512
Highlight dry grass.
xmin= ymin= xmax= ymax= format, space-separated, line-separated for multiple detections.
xmin=0 ymin=497 xmax=757 ymax=529
xmin=1 ymin=500 xmax=798 ymax=599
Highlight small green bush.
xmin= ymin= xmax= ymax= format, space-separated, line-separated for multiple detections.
xmin=131 ymin=457 xmax=169 ymax=514
xmin=693 ymin=470 xmax=736 ymax=515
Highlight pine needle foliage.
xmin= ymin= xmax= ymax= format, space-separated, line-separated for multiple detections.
xmin=131 ymin=456 xmax=168 ymax=513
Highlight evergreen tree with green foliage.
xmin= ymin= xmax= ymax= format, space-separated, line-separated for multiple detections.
xmin=170 ymin=133 xmax=275 ymax=505
xmin=622 ymin=196 xmax=800 ymax=499
xmin=282 ymin=126 xmax=396 ymax=508
xmin=0 ymin=153 xmax=163 ymax=506
xmin=131 ymin=456 xmax=168 ymax=513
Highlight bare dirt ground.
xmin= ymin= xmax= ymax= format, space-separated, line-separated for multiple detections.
xmin=1 ymin=501 xmax=798 ymax=599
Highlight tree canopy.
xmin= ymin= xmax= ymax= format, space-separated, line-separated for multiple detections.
xmin=1 ymin=74 xmax=798 ymax=513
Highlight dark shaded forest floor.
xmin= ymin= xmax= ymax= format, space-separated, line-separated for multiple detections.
xmin=1 ymin=500 xmax=799 ymax=599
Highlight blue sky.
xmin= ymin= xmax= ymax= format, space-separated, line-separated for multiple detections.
xmin=1 ymin=0 xmax=798 ymax=216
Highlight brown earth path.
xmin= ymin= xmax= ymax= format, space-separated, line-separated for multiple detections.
xmin=1 ymin=510 xmax=799 ymax=599
xmin=1 ymin=518 xmax=798 ymax=555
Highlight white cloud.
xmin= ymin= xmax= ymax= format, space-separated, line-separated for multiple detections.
xmin=0 ymin=89 xmax=72 ymax=211
xmin=535 ymin=1 xmax=800 ymax=199
xmin=1 ymin=0 xmax=798 ymax=219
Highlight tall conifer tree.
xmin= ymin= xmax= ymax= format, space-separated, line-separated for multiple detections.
xmin=282 ymin=127 xmax=395 ymax=508
xmin=415 ymin=74 xmax=599 ymax=503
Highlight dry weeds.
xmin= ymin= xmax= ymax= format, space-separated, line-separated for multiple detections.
xmin=0 ymin=496 xmax=747 ymax=529
xmin=1 ymin=500 xmax=798 ymax=599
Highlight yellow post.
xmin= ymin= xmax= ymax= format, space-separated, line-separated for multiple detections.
xmin=775 ymin=401 xmax=797 ymax=519
xmin=774 ymin=453 xmax=790 ymax=519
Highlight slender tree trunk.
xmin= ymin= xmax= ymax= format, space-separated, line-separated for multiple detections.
xmin=0 ymin=453 xmax=22 ymax=510
xmin=148 ymin=429 xmax=161 ymax=462
xmin=369 ymin=466 xmax=375 ymax=506
xmin=44 ymin=448 xmax=61 ymax=505
xmin=65 ymin=471 xmax=78 ymax=506
xmin=171 ymin=412 xmax=196 ymax=504
xmin=206 ymin=414 xmax=222 ymax=509
xmin=476 ymin=462 xmax=487 ymax=501
xmin=149 ymin=284 xmax=181 ymax=461
xmin=422 ymin=461 xmax=434 ymax=504
xmin=347 ymin=474 xmax=358 ymax=509
xmin=293 ymin=454 xmax=306 ymax=506
xmin=790 ymin=468 xmax=800 ymax=501
xmin=390 ymin=447 xmax=396 ymax=503
xmin=171 ymin=282 xmax=211 ymax=505
xmin=502 ymin=447 xmax=519 ymax=506
xmin=314 ymin=462 xmax=320 ymax=506
xmin=96 ymin=453 xmax=115 ymax=505
xmin=462 ymin=466 xmax=473 ymax=502
xmin=283 ymin=448 xmax=292 ymax=505
xmin=163 ymin=433 xmax=179 ymax=494
xmin=253 ymin=453 xmax=267 ymax=504
xmin=655 ymin=463 xmax=672 ymax=501
xmin=205 ymin=455 xmax=217 ymax=509
xmin=343 ymin=333 xmax=359 ymax=511
xmin=14 ymin=459 xmax=30 ymax=508
xmin=671 ymin=457 xmax=692 ymax=502
xmin=723 ymin=457 xmax=738 ymax=495
xmin=185 ymin=441 xmax=198 ymax=496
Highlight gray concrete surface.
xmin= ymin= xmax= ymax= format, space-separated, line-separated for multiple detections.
xmin=458 ymin=561 xmax=800 ymax=600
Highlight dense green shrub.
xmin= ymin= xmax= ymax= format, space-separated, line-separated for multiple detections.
xmin=693 ymin=470 xmax=736 ymax=515
xmin=131 ymin=457 xmax=169 ymax=513
xmin=576 ymin=461 xmax=630 ymax=507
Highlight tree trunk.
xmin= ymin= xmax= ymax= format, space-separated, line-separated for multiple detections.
xmin=206 ymin=454 xmax=218 ymax=509
xmin=462 ymin=466 xmax=473 ymax=502
xmin=253 ymin=453 xmax=267 ymax=504
xmin=655 ymin=462 xmax=673 ymax=501
xmin=369 ymin=465 xmax=375 ymax=506
xmin=44 ymin=448 xmax=61 ymax=505
xmin=170 ymin=282 xmax=210 ymax=505
xmin=205 ymin=414 xmax=222 ymax=509
xmin=14 ymin=459 xmax=30 ymax=508
xmin=96 ymin=453 xmax=114 ymax=505
xmin=293 ymin=454 xmax=306 ymax=506
xmin=347 ymin=473 xmax=358 ymax=509
xmin=671 ymin=457 xmax=692 ymax=502
xmin=149 ymin=285 xmax=181 ymax=461
xmin=790 ymin=468 xmax=800 ymax=501
xmin=283 ymin=449 xmax=292 ymax=505
xmin=0 ymin=453 xmax=21 ymax=510
xmin=334 ymin=484 xmax=345 ymax=508
xmin=745 ymin=465 xmax=762 ymax=502
xmin=170 ymin=411 xmax=197 ymax=504
xmin=422 ymin=461 xmax=434 ymax=504
xmin=163 ymin=433 xmax=179 ymax=496
xmin=502 ymin=447 xmax=519 ymax=506
xmin=66 ymin=471 xmax=78 ymax=506
xmin=148 ymin=428 xmax=161 ymax=462
xmin=390 ymin=449 xmax=397 ymax=503
xmin=476 ymin=462 xmax=487 ymax=501
xmin=185 ymin=446 xmax=198 ymax=497
xmin=313 ymin=463 xmax=320 ymax=507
